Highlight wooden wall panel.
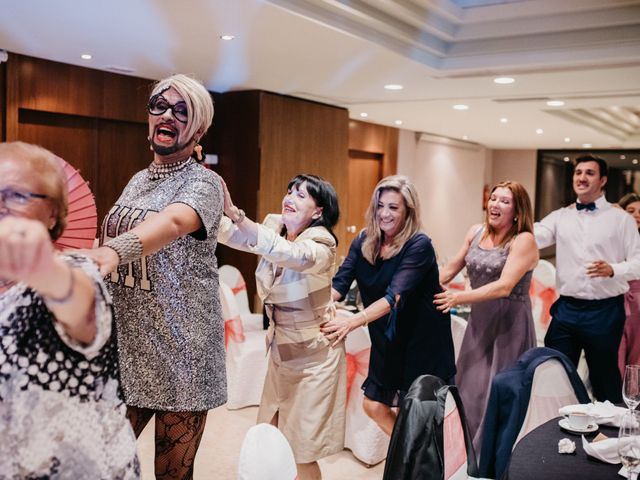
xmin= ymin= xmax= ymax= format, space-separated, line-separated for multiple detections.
xmin=205 ymin=90 xmax=262 ymax=307
xmin=96 ymin=121 xmax=150 ymax=221
xmin=348 ymin=119 xmax=398 ymax=177
xmin=0 ymin=61 xmax=5 ymax=141
xmin=17 ymin=109 xmax=98 ymax=185
xmin=259 ymin=93 xmax=350 ymax=258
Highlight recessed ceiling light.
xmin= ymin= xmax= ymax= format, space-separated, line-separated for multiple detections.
xmin=453 ymin=104 xmax=469 ymax=111
xmin=582 ymin=143 xmax=592 ymax=148
xmin=546 ymin=100 xmax=565 ymax=107
xmin=359 ymin=112 xmax=368 ymax=118
xmin=220 ymin=35 xmax=235 ymax=41
xmin=81 ymin=54 xmax=92 ymax=60
xmin=621 ymin=155 xmax=627 ymax=160
xmin=384 ymin=84 xmax=403 ymax=90
xmin=563 ymin=156 xmax=570 ymax=162
xmin=564 ymin=137 xmax=571 ymax=143
xmin=500 ymin=117 xmax=508 ymax=123
xmin=462 ymin=135 xmax=469 ymax=140
xmin=536 ymin=128 xmax=544 ymax=134
xmin=633 ymin=159 xmax=639 ymax=165
xmin=494 ymin=77 xmax=515 ymax=85
xmin=394 ymin=120 xmax=403 ymax=125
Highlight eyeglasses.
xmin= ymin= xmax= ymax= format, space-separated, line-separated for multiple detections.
xmin=0 ymin=188 xmax=48 ymax=210
xmin=147 ymin=94 xmax=189 ymax=123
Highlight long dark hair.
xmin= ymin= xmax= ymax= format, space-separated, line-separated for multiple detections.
xmin=281 ymin=174 xmax=340 ymax=244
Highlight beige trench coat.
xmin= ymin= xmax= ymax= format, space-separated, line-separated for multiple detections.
xmin=218 ymin=214 xmax=346 ymax=463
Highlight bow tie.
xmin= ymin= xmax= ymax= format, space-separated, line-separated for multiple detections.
xmin=576 ymin=202 xmax=596 ymax=211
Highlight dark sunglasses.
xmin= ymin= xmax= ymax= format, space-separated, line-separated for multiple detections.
xmin=147 ymin=94 xmax=188 ymax=123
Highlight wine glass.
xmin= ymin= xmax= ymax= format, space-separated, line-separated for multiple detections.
xmin=619 ymin=410 xmax=640 ymax=480
xmin=624 ymin=365 xmax=640 ymax=411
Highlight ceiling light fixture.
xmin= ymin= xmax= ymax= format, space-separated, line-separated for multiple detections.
xmin=563 ymin=156 xmax=570 ymax=162
xmin=564 ymin=137 xmax=571 ymax=143
xmin=359 ymin=112 xmax=368 ymax=118
xmin=220 ymin=35 xmax=235 ymax=41
xmin=546 ymin=100 xmax=565 ymax=107
xmin=453 ymin=104 xmax=469 ymax=111
xmin=81 ymin=54 xmax=92 ymax=60
xmin=500 ymin=117 xmax=508 ymax=123
xmin=394 ymin=120 xmax=403 ymax=125
xmin=494 ymin=77 xmax=515 ymax=85
xmin=462 ymin=135 xmax=469 ymax=140
xmin=621 ymin=155 xmax=627 ymax=160
xmin=536 ymin=128 xmax=543 ymax=134
xmin=582 ymin=143 xmax=592 ymax=148
xmin=633 ymin=159 xmax=639 ymax=165
xmin=384 ymin=84 xmax=403 ymax=90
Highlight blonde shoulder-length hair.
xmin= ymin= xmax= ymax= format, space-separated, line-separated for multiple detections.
xmin=361 ymin=175 xmax=422 ymax=264
xmin=482 ymin=180 xmax=534 ymax=247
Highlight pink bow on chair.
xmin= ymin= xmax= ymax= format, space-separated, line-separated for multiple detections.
xmin=529 ymin=278 xmax=557 ymax=329
xmin=346 ymin=348 xmax=370 ymax=402
xmin=232 ymin=278 xmax=247 ymax=295
xmin=225 ymin=315 xmax=246 ymax=348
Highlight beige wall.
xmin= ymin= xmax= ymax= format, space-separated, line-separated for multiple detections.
xmin=397 ymin=132 xmax=537 ymax=262
xmin=397 ymin=131 xmax=492 ymax=262
xmin=491 ymin=149 xmax=538 ymax=208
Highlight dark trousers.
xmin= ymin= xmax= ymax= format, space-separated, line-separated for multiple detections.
xmin=544 ymin=295 xmax=625 ymax=403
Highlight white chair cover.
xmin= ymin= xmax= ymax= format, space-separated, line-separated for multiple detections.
xmin=237 ymin=424 xmax=297 ymax=480
xmin=444 ymin=390 xmax=471 ymax=480
xmin=450 ymin=314 xmax=468 ymax=363
xmin=219 ymin=264 xmax=263 ymax=331
xmin=514 ymin=358 xmax=580 ymax=445
xmin=219 ymin=282 xmax=268 ymax=410
xmin=341 ymin=310 xmax=389 ymax=465
xmin=529 ymin=259 xmax=558 ymax=346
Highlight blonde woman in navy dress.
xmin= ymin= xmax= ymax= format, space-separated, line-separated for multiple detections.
xmin=325 ymin=175 xmax=455 ymax=436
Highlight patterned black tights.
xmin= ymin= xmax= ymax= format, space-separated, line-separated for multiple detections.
xmin=127 ymin=406 xmax=208 ymax=480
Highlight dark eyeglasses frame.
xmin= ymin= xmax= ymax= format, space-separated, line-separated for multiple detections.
xmin=0 ymin=188 xmax=48 ymax=209
xmin=147 ymin=93 xmax=189 ymax=124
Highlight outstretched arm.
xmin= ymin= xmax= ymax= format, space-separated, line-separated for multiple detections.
xmin=434 ymin=232 xmax=539 ymax=312
xmin=439 ymin=224 xmax=480 ymax=285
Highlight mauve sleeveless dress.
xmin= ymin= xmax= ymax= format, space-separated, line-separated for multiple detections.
xmin=456 ymin=228 xmax=536 ymax=452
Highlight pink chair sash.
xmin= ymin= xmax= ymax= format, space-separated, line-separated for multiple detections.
xmin=346 ymin=348 xmax=370 ymax=402
xmin=443 ymin=406 xmax=467 ymax=479
xmin=225 ymin=315 xmax=246 ymax=348
xmin=232 ymin=278 xmax=247 ymax=295
xmin=529 ymin=278 xmax=557 ymax=329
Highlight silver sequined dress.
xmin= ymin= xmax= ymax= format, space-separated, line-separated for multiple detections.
xmin=101 ymin=162 xmax=226 ymax=411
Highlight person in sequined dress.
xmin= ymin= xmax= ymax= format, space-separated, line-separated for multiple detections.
xmin=218 ymin=174 xmax=345 ymax=480
xmin=0 ymin=142 xmax=139 ymax=478
xmin=81 ymin=74 xmax=224 ymax=479
xmin=435 ymin=180 xmax=538 ymax=452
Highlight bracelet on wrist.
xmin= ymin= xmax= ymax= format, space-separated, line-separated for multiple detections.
xmin=43 ymin=263 xmax=76 ymax=305
xmin=360 ymin=310 xmax=369 ymax=327
xmin=104 ymin=232 xmax=143 ymax=265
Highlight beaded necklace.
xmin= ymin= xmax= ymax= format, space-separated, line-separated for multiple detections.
xmin=147 ymin=157 xmax=194 ymax=180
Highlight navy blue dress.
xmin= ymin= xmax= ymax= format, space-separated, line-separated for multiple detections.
xmin=333 ymin=232 xmax=456 ymax=406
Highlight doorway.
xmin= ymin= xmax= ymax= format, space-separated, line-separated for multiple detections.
xmin=346 ymin=149 xmax=383 ymax=247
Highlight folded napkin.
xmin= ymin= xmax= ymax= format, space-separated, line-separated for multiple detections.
xmin=581 ymin=435 xmax=620 ymax=464
xmin=559 ymin=401 xmax=628 ymax=427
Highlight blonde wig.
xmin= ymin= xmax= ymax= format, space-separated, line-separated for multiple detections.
xmin=0 ymin=141 xmax=68 ymax=240
xmin=150 ymin=74 xmax=214 ymax=144
xmin=361 ymin=175 xmax=422 ymax=264
xmin=482 ymin=180 xmax=533 ymax=247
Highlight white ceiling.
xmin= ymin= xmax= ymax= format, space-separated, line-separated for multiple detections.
xmin=1 ymin=0 xmax=640 ymax=152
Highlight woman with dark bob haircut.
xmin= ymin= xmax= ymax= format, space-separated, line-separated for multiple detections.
xmin=218 ymin=174 xmax=345 ymax=480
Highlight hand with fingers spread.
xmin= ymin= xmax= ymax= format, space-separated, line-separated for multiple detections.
xmin=433 ymin=289 xmax=459 ymax=313
xmin=585 ymin=260 xmax=614 ymax=278
xmin=321 ymin=311 xmax=364 ymax=346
